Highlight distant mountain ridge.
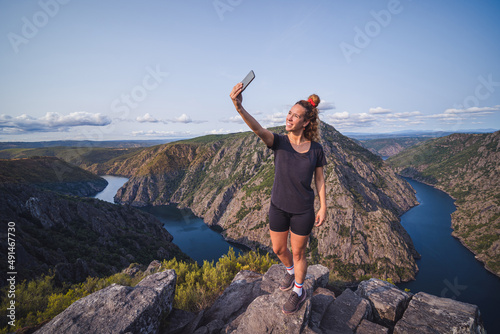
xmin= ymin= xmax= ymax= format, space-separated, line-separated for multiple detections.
xmin=112 ymin=122 xmax=420 ymax=282
xmin=388 ymin=131 xmax=500 ymax=277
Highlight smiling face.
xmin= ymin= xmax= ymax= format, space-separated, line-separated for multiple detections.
xmin=286 ymin=104 xmax=310 ymax=133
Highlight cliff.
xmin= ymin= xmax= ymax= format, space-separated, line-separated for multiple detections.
xmin=388 ymin=131 xmax=500 ymax=277
xmin=35 ymin=263 xmax=485 ymax=334
xmin=0 ymin=158 xmax=189 ymax=287
xmin=113 ymin=122 xmax=420 ymax=282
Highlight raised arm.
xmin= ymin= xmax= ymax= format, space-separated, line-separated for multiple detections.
xmin=230 ymin=83 xmax=274 ymax=147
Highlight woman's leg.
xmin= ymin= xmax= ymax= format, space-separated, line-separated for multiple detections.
xmin=269 ymin=230 xmax=293 ymax=267
xmin=290 ymin=231 xmax=309 ymax=288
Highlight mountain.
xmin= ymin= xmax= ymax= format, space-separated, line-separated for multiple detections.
xmin=356 ymin=137 xmax=431 ymax=157
xmin=0 ymin=157 xmax=189 ymax=286
xmin=112 ymin=122 xmax=420 ymax=282
xmin=0 ymin=146 xmax=144 ymax=176
xmin=0 ymin=139 xmax=176 ymax=150
xmin=387 ymin=131 xmax=500 ymax=277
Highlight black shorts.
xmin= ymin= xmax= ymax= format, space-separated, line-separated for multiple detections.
xmin=269 ymin=202 xmax=315 ymax=236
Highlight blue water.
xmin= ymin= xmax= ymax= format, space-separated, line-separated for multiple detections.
xmin=93 ymin=175 xmax=245 ymax=264
xmin=398 ymin=178 xmax=500 ymax=333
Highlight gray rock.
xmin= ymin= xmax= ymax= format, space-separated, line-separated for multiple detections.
xmin=35 ymin=270 xmax=177 ymax=334
xmin=261 ymin=263 xmax=285 ymax=293
xmin=309 ymin=287 xmax=336 ymax=331
xmin=234 ymin=288 xmax=312 ymax=333
xmin=393 ymin=292 xmax=486 ymax=334
xmin=320 ymin=288 xmax=372 ymax=334
xmin=355 ymin=278 xmax=411 ymax=327
xmin=200 ymin=270 xmax=264 ymax=327
xmin=355 ymin=319 xmax=389 ymax=334
xmin=233 ymin=264 xmax=329 ymax=333
xmin=160 ymin=308 xmax=196 ymax=334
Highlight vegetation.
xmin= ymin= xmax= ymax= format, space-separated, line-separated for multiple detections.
xmin=0 ymin=249 xmax=277 ymax=334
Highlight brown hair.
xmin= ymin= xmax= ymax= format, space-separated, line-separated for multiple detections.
xmin=295 ymin=94 xmax=320 ymax=142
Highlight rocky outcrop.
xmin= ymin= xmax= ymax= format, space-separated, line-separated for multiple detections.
xmin=35 ymin=270 xmax=177 ymax=334
xmin=37 ymin=264 xmax=485 ymax=334
xmin=113 ymin=123 xmax=420 ymax=282
xmin=388 ymin=131 xmax=500 ymax=277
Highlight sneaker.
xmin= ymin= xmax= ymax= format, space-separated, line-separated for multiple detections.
xmin=282 ymin=289 xmax=307 ymax=314
xmin=279 ymin=273 xmax=295 ymax=291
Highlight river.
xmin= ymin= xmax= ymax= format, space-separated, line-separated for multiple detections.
xmin=93 ymin=176 xmax=245 ymax=264
xmin=94 ymin=175 xmax=500 ymax=332
xmin=397 ymin=178 xmax=500 ymax=333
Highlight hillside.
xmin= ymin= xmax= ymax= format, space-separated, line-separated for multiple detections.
xmin=387 ymin=131 xmax=500 ymax=277
xmin=113 ymin=122 xmax=420 ymax=282
xmin=357 ymin=137 xmax=430 ymax=157
xmin=0 ymin=156 xmax=108 ymax=196
xmin=0 ymin=146 xmax=144 ymax=177
xmin=0 ymin=157 xmax=189 ymax=287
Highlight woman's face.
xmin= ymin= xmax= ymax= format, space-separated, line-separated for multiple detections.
xmin=286 ymin=104 xmax=309 ymax=132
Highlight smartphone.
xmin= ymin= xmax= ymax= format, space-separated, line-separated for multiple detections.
xmin=240 ymin=70 xmax=255 ymax=92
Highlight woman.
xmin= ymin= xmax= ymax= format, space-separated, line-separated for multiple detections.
xmin=230 ymin=82 xmax=327 ymax=314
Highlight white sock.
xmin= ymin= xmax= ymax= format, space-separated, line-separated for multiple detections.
xmin=286 ymin=264 xmax=294 ymax=275
xmin=293 ymin=281 xmax=303 ymax=296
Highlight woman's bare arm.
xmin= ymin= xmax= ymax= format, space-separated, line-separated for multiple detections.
xmin=230 ymin=83 xmax=274 ymax=147
xmin=314 ymin=166 xmax=327 ymax=227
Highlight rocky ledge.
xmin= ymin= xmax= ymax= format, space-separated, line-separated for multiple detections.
xmin=35 ymin=264 xmax=485 ymax=334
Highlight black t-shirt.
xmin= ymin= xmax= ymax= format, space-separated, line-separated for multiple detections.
xmin=268 ymin=133 xmax=327 ymax=214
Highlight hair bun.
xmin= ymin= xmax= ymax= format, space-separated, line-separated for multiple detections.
xmin=307 ymin=94 xmax=320 ymax=108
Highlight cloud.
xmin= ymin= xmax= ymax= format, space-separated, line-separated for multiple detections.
xmin=443 ymin=105 xmax=500 ymax=115
xmin=369 ymin=107 xmax=392 ymax=114
xmin=0 ymin=112 xmax=111 ymax=132
xmin=135 ymin=113 xmax=206 ymax=124
xmin=136 ymin=113 xmax=159 ymax=123
xmin=132 ymin=130 xmax=192 ymax=137
xmin=262 ymin=112 xmax=287 ymax=126
xmin=173 ymin=113 xmax=192 ymax=123
xmin=318 ymin=101 xmax=335 ymax=111
xmin=220 ymin=115 xmax=244 ymax=124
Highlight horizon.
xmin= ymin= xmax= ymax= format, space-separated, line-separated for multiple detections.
xmin=1 ymin=1 xmax=499 ymax=141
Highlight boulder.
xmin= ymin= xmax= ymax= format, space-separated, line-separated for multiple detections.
xmin=355 ymin=278 xmax=411 ymax=327
xmin=233 ymin=264 xmax=329 ymax=334
xmin=309 ymin=287 xmax=336 ymax=332
xmin=356 ymin=319 xmax=389 ymax=334
xmin=198 ymin=270 xmax=265 ymax=330
xmin=319 ymin=288 xmax=372 ymax=334
xmin=35 ymin=270 xmax=176 ymax=334
xmin=393 ymin=292 xmax=486 ymax=334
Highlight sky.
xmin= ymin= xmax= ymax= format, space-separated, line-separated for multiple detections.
xmin=1 ymin=0 xmax=499 ymax=142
